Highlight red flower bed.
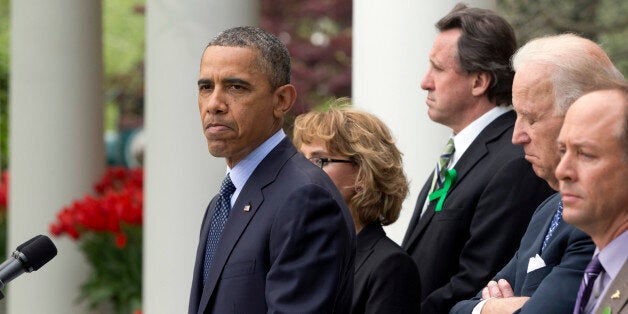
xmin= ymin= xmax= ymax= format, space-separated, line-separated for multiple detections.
xmin=49 ymin=166 xmax=143 ymax=313
xmin=50 ymin=167 xmax=143 ymax=248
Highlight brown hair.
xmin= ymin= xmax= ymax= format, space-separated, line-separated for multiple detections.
xmin=437 ymin=3 xmax=517 ymax=106
xmin=293 ymin=100 xmax=409 ymax=225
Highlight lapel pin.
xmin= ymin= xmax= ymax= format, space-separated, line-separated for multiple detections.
xmin=243 ymin=204 xmax=251 ymax=212
xmin=611 ymin=290 xmax=620 ymax=299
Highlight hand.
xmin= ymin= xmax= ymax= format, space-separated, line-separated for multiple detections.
xmin=481 ymin=279 xmax=515 ymax=299
xmin=480 ymin=279 xmax=528 ymax=314
xmin=481 ymin=297 xmax=530 ymax=314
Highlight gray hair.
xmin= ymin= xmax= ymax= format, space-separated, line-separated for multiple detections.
xmin=208 ymin=26 xmax=291 ymax=90
xmin=512 ymin=33 xmax=624 ymax=115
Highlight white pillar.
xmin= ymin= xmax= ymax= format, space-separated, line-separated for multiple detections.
xmin=143 ymin=1 xmax=257 ymax=313
xmin=8 ymin=1 xmax=103 ymax=313
xmin=353 ymin=1 xmax=495 ymax=244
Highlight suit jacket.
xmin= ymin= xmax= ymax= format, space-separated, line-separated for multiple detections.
xmin=450 ymin=193 xmax=595 ymax=313
xmin=352 ymin=222 xmax=421 ymax=314
xmin=402 ymin=111 xmax=554 ymax=314
xmin=188 ymin=138 xmax=356 ymax=314
xmin=596 ymin=259 xmax=628 ymax=314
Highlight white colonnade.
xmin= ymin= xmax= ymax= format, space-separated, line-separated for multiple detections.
xmin=7 ymin=1 xmax=494 ymax=312
xmin=9 ymin=1 xmax=103 ymax=313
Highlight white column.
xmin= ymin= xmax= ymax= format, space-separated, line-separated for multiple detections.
xmin=353 ymin=1 xmax=495 ymax=244
xmin=8 ymin=1 xmax=103 ymax=313
xmin=143 ymin=1 xmax=257 ymax=313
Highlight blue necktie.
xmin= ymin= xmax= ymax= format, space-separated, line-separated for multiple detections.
xmin=202 ymin=174 xmax=236 ymax=285
xmin=541 ymin=201 xmax=563 ymax=253
xmin=573 ymin=254 xmax=604 ymax=314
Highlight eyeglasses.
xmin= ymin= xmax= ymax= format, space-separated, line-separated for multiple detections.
xmin=308 ymin=157 xmax=353 ymax=169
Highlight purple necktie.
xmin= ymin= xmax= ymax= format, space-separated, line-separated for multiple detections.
xmin=202 ymin=174 xmax=236 ymax=286
xmin=573 ymin=254 xmax=604 ymax=314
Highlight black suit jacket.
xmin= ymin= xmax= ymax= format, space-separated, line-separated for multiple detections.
xmin=450 ymin=193 xmax=595 ymax=313
xmin=188 ymin=138 xmax=356 ymax=314
xmin=352 ymin=222 xmax=421 ymax=314
xmin=402 ymin=111 xmax=554 ymax=314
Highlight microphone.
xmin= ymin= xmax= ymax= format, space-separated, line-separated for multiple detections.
xmin=0 ymin=235 xmax=58 ymax=295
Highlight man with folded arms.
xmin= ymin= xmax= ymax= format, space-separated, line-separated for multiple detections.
xmin=451 ymin=34 xmax=623 ymax=314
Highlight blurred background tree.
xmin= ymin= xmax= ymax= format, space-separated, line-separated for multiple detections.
xmin=103 ymin=1 xmax=146 ymax=168
xmin=497 ymin=0 xmax=628 ymax=75
xmin=260 ymin=0 xmax=352 ymax=132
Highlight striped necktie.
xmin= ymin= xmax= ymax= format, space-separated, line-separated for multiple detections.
xmin=430 ymin=138 xmax=455 ymax=193
xmin=573 ymin=254 xmax=604 ymax=314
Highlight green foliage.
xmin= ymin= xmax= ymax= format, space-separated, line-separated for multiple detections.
xmin=103 ymin=0 xmax=145 ymax=132
xmin=497 ymin=0 xmax=628 ymax=77
xmin=104 ymin=1 xmax=145 ymax=78
xmin=78 ymin=225 xmax=142 ymax=314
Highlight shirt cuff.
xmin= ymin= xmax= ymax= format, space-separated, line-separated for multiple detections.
xmin=472 ymin=298 xmax=491 ymax=314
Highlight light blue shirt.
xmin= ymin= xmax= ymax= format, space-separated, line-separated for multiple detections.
xmin=226 ymin=129 xmax=286 ymax=207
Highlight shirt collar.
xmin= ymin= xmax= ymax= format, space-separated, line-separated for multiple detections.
xmin=450 ymin=106 xmax=512 ymax=167
xmin=598 ymin=229 xmax=628 ymax=280
xmin=226 ymin=129 xmax=286 ymax=203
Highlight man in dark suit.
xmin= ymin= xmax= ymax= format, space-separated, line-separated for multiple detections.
xmin=556 ymin=83 xmax=628 ymax=314
xmin=402 ymin=4 xmax=553 ymax=313
xmin=452 ymin=34 xmax=623 ymax=313
xmin=188 ymin=26 xmax=355 ymax=314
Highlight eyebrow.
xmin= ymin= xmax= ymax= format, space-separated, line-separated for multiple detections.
xmin=307 ymin=150 xmax=328 ymax=157
xmin=197 ymin=77 xmax=252 ymax=87
xmin=197 ymin=78 xmax=212 ymax=86
xmin=429 ymin=59 xmax=441 ymax=69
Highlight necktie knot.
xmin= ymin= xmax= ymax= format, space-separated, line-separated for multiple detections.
xmin=431 ymin=138 xmax=456 ymax=193
xmin=574 ymin=254 xmax=605 ymax=314
xmin=584 ymin=254 xmax=603 ymax=276
xmin=220 ymin=174 xmax=236 ymax=198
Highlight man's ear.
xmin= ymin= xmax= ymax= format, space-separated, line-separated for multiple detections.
xmin=273 ymin=84 xmax=297 ymax=119
xmin=471 ymin=72 xmax=492 ymax=97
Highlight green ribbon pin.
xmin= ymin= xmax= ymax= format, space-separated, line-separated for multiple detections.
xmin=429 ymin=169 xmax=457 ymax=212
xmin=602 ymin=306 xmax=611 ymax=314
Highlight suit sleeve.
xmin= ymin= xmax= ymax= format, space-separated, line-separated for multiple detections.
xmin=516 ymin=229 xmax=593 ymax=314
xmin=364 ymin=252 xmax=421 ymax=314
xmin=266 ymin=184 xmax=353 ymax=314
xmin=422 ymin=158 xmax=551 ymax=313
xmin=449 ymin=252 xmax=521 ymax=313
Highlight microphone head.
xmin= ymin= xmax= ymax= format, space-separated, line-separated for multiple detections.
xmin=17 ymin=235 xmax=57 ymax=271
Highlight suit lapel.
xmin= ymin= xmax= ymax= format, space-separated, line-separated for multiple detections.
xmin=403 ymin=111 xmax=515 ymax=250
xmin=402 ymin=176 xmax=432 ymax=248
xmin=189 ymin=196 xmax=218 ymax=313
xmin=447 ymin=111 xmax=516 ymax=190
xmin=356 ymin=223 xmax=385 ymax=273
xmin=597 ymin=259 xmax=628 ymax=314
xmin=198 ymin=138 xmax=295 ymax=311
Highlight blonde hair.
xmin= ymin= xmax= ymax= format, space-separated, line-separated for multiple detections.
xmin=293 ymin=100 xmax=408 ymax=225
